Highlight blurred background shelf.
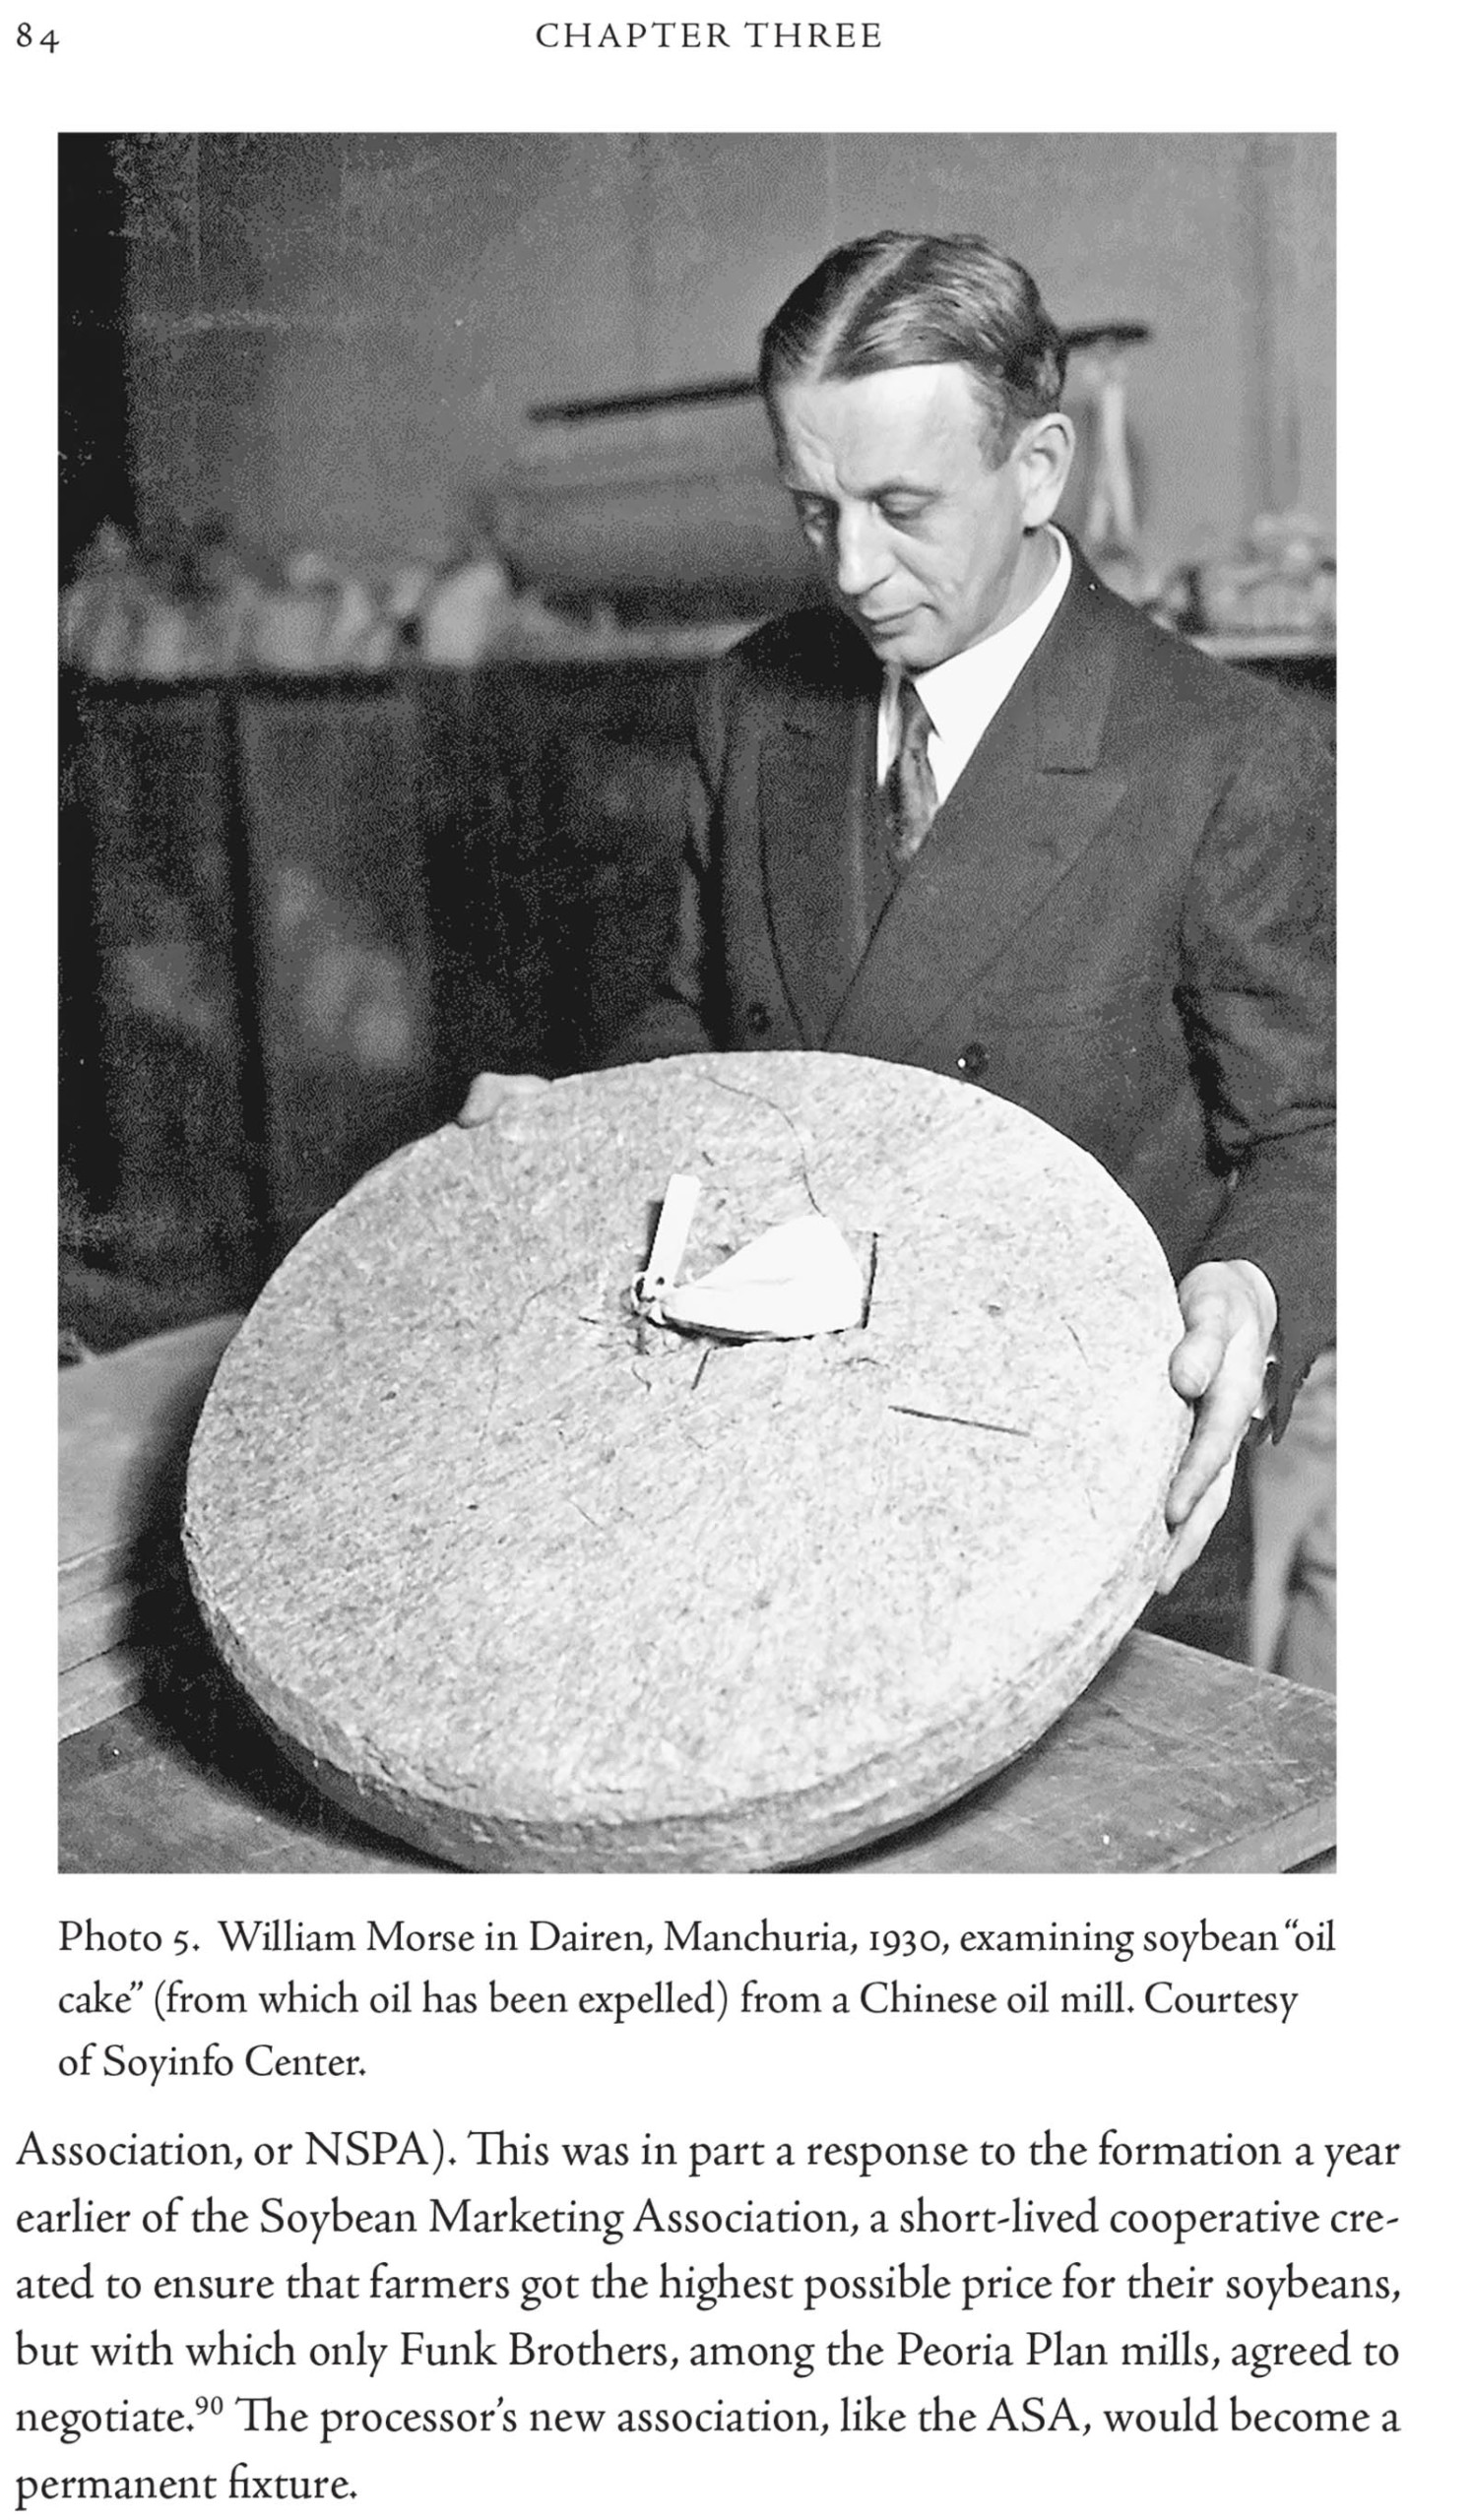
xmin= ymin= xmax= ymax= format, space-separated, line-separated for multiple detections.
xmin=1198 ymin=631 xmax=1335 ymax=662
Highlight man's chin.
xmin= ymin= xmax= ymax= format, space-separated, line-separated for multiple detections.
xmin=854 ymin=608 xmax=932 ymax=667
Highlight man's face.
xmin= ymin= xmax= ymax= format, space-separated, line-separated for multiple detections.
xmin=772 ymin=362 xmax=1054 ymax=672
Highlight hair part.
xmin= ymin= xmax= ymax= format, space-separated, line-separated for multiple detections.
xmin=759 ymin=230 xmax=1067 ymax=463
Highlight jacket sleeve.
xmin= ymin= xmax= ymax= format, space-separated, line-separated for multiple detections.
xmin=599 ymin=662 xmax=729 ymax=1067
xmin=1179 ymin=711 xmax=1335 ymax=1429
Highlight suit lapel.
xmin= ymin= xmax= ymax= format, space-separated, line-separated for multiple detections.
xmin=823 ymin=556 xmax=1129 ymax=1060
xmin=760 ymin=622 xmax=879 ymax=1043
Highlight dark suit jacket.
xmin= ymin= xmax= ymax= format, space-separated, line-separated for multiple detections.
xmin=615 ymin=545 xmax=1335 ymax=1430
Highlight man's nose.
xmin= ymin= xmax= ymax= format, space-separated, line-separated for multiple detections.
xmin=831 ymin=505 xmax=889 ymax=598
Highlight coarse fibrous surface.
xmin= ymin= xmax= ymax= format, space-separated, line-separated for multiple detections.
xmin=184 ymin=1052 xmax=1189 ymax=1870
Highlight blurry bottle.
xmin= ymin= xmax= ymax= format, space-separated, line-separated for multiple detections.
xmin=60 ymin=523 xmax=146 ymax=677
xmin=418 ymin=550 xmax=517 ymax=663
xmin=1072 ymin=326 xmax=1153 ymax=605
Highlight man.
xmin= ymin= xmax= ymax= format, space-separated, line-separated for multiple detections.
xmin=466 ymin=231 xmax=1334 ymax=1658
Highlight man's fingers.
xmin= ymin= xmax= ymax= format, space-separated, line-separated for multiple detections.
xmin=1168 ymin=1312 xmax=1229 ymax=1402
xmin=457 ymin=1071 xmax=550 ymax=1127
xmin=1159 ymin=1456 xmax=1237 ymax=1593
xmin=1158 ymin=1250 xmax=1274 ymax=1591
xmin=1166 ymin=1366 xmax=1252 ymax=1525
xmin=1166 ymin=1300 xmax=1252 ymax=1523
xmin=1166 ymin=1260 xmax=1275 ymax=1526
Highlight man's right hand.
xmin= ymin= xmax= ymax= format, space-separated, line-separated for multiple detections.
xmin=456 ymin=1072 xmax=551 ymax=1126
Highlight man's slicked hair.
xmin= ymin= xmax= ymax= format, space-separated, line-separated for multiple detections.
xmin=758 ymin=230 xmax=1067 ymax=461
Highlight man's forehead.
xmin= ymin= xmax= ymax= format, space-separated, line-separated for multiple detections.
xmin=773 ymin=362 xmax=988 ymax=481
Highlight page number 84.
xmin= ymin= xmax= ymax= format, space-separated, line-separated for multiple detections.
xmin=17 ymin=22 xmax=60 ymax=44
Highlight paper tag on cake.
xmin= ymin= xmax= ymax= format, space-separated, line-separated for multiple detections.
xmin=635 ymin=1177 xmax=865 ymax=1340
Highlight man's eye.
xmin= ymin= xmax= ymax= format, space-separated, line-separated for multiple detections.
xmin=879 ymin=499 xmax=927 ymax=528
xmin=793 ymin=500 xmax=832 ymax=537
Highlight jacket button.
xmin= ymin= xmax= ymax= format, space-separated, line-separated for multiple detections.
xmin=956 ymin=1040 xmax=989 ymax=1081
xmin=746 ymin=1000 xmax=772 ymax=1036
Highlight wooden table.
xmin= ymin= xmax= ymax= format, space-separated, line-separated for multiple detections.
xmin=57 ymin=1326 xmax=1335 ymax=1876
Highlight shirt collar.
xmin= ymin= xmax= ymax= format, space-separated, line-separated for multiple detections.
xmin=906 ymin=526 xmax=1072 ymax=747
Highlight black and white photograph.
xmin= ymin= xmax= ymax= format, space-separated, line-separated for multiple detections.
xmin=57 ymin=132 xmax=1337 ymax=1877
xmin=13 ymin=20 xmax=1467 ymax=2511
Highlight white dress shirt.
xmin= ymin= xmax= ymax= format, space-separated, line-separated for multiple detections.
xmin=876 ymin=526 xmax=1073 ymax=803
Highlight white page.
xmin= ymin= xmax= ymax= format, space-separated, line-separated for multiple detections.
xmin=10 ymin=10 xmax=1463 ymax=2516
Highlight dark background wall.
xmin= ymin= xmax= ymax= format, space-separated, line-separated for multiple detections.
xmin=105 ymin=133 xmax=1333 ymax=583
xmin=60 ymin=139 xmax=134 ymax=577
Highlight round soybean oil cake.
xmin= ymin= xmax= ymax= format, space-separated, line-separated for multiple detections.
xmin=183 ymin=1051 xmax=1189 ymax=1870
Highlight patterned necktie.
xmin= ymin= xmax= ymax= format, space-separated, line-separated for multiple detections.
xmin=884 ymin=675 xmax=937 ymax=868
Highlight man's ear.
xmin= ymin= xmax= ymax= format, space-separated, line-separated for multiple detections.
xmin=1015 ymin=411 xmax=1075 ymax=527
